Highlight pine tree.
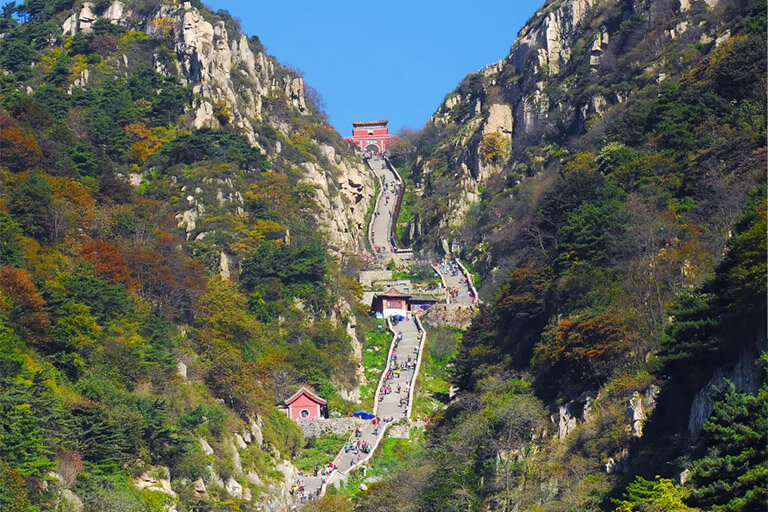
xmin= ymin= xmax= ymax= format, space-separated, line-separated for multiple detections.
xmin=689 ymin=368 xmax=768 ymax=511
xmin=0 ymin=212 xmax=25 ymax=267
xmin=613 ymin=476 xmax=701 ymax=512
xmin=7 ymin=171 xmax=53 ymax=242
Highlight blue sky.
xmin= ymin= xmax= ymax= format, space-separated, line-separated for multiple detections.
xmin=205 ymin=0 xmax=543 ymax=135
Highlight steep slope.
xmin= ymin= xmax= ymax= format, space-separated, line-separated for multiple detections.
xmin=0 ymin=1 xmax=375 ymax=510
xmin=364 ymin=0 xmax=766 ymax=510
xmin=395 ymin=0 xmax=762 ymax=267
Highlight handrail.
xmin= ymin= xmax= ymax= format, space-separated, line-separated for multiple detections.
xmin=383 ymin=157 xmax=407 ymax=250
xmin=456 ymin=259 xmax=480 ymax=305
xmin=372 ymin=318 xmax=398 ymax=417
xmin=431 ymin=263 xmax=452 ymax=304
xmin=365 ymin=157 xmax=384 ymax=254
xmin=406 ymin=316 xmax=426 ymax=419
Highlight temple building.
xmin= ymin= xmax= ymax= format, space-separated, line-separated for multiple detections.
xmin=280 ymin=387 xmax=328 ymax=421
xmin=345 ymin=120 xmax=392 ymax=153
xmin=371 ymin=288 xmax=439 ymax=318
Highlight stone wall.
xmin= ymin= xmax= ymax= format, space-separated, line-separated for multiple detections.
xmin=359 ymin=270 xmax=393 ymax=288
xmin=297 ymin=418 xmax=358 ymax=438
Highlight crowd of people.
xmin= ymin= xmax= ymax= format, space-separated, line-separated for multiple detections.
xmin=370 ymin=170 xmax=403 ymax=256
xmin=437 ymin=259 xmax=477 ymax=304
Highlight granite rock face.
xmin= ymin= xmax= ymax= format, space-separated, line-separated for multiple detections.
xmin=412 ymin=0 xmax=726 ymax=252
xmin=59 ymin=0 xmax=374 ymax=256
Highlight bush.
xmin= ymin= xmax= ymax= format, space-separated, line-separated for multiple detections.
xmin=161 ymin=128 xmax=270 ymax=170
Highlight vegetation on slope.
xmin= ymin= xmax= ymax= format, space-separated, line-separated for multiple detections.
xmin=368 ymin=0 xmax=767 ymax=511
xmin=0 ymin=0 xmax=368 ymax=510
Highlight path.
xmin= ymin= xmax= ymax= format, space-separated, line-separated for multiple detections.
xmin=288 ymin=157 xmax=420 ymax=507
xmin=290 ymin=157 xmax=474 ymax=507
xmin=436 ymin=260 xmax=477 ymax=306
xmin=332 ymin=317 xmax=422 ymax=471
xmin=368 ymin=157 xmax=411 ymax=263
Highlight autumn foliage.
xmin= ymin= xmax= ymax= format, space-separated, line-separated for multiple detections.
xmin=79 ymin=239 xmax=134 ymax=287
xmin=532 ymin=311 xmax=639 ymax=399
xmin=0 ymin=266 xmax=48 ymax=339
xmin=0 ymin=113 xmax=41 ymax=172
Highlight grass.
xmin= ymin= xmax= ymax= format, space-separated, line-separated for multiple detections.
xmin=360 ymin=328 xmax=393 ymax=408
xmin=362 ymin=168 xmax=381 ymax=253
xmin=294 ymin=432 xmax=349 ymax=472
xmin=395 ymin=192 xmax=412 ymax=241
xmin=330 ymin=434 xmax=425 ymax=497
xmin=411 ymin=324 xmax=460 ymax=419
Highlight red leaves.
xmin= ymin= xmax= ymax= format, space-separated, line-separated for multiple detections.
xmin=79 ymin=240 xmax=135 ymax=288
xmin=0 ymin=266 xmax=48 ymax=338
xmin=0 ymin=113 xmax=41 ymax=172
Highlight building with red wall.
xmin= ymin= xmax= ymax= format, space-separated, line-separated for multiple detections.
xmin=371 ymin=288 xmax=439 ymax=318
xmin=345 ymin=120 xmax=392 ymax=153
xmin=281 ymin=387 xmax=328 ymax=421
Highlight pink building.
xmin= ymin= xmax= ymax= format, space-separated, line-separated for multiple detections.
xmin=344 ymin=120 xmax=393 ymax=153
xmin=371 ymin=288 xmax=439 ymax=318
xmin=281 ymin=387 xmax=328 ymax=421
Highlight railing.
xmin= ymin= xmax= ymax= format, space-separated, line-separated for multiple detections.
xmin=406 ymin=316 xmax=426 ymax=419
xmin=372 ymin=318 xmax=399 ymax=417
xmin=364 ymin=157 xmax=384 ymax=254
xmin=456 ymin=259 xmax=480 ymax=305
xmin=431 ymin=263 xmax=452 ymax=304
xmin=383 ymin=157 xmax=407 ymax=250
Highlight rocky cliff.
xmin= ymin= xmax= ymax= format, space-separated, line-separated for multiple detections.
xmin=0 ymin=1 xmax=376 ymax=509
xmin=398 ymin=0 xmax=746 ymax=259
xmin=60 ymin=0 xmax=373 ymax=260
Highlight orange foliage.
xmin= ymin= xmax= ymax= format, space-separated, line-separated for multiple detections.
xmin=122 ymin=230 xmax=205 ymax=317
xmin=125 ymin=123 xmax=163 ymax=163
xmin=534 ymin=311 xmax=639 ymax=391
xmin=0 ymin=113 xmax=41 ymax=172
xmin=246 ymin=173 xmax=291 ymax=207
xmin=45 ymin=175 xmax=96 ymax=224
xmin=150 ymin=16 xmax=175 ymax=40
xmin=0 ymin=266 xmax=48 ymax=337
xmin=79 ymin=239 xmax=135 ymax=288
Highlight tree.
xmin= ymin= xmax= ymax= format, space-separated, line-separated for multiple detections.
xmin=161 ymin=128 xmax=269 ymax=170
xmin=0 ymin=384 xmax=54 ymax=478
xmin=613 ymin=476 xmax=701 ymax=512
xmin=79 ymin=239 xmax=134 ymax=286
xmin=479 ymin=132 xmax=510 ymax=163
xmin=555 ymin=197 xmax=628 ymax=270
xmin=0 ymin=463 xmax=35 ymax=512
xmin=0 ymin=113 xmax=42 ymax=172
xmin=0 ymin=213 xmax=25 ymax=267
xmin=7 ymin=171 xmax=53 ymax=241
xmin=240 ymin=241 xmax=326 ymax=290
xmin=688 ymin=376 xmax=768 ymax=512
xmin=532 ymin=311 xmax=638 ymax=399
xmin=0 ymin=267 xmax=48 ymax=341
xmin=656 ymin=291 xmax=720 ymax=387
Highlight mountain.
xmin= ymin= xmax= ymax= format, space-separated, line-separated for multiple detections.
xmin=0 ymin=0 xmax=765 ymax=510
xmin=362 ymin=0 xmax=766 ymax=510
xmin=0 ymin=0 xmax=376 ymax=509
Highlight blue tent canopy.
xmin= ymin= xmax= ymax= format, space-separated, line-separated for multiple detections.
xmin=352 ymin=410 xmax=375 ymax=420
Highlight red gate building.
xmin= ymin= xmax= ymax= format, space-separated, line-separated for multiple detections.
xmin=345 ymin=120 xmax=392 ymax=153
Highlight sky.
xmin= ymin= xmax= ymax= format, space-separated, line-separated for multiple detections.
xmin=205 ymin=0 xmax=543 ymax=136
